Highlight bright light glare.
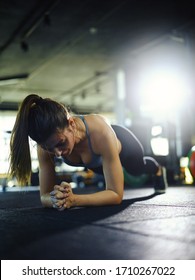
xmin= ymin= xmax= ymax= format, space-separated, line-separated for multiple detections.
xmin=151 ymin=125 xmax=163 ymax=136
xmin=191 ymin=146 xmax=195 ymax=152
xmin=180 ymin=157 xmax=194 ymax=184
xmin=117 ymin=69 xmax=126 ymax=100
xmin=151 ymin=137 xmax=169 ymax=156
xmin=138 ymin=67 xmax=190 ymax=117
xmin=0 ymin=115 xmax=16 ymax=173
xmin=180 ymin=157 xmax=189 ymax=168
xmin=185 ymin=168 xmax=194 ymax=184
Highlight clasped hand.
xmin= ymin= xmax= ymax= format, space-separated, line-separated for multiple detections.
xmin=50 ymin=181 xmax=74 ymax=210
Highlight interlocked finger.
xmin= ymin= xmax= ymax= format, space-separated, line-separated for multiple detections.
xmin=50 ymin=194 xmax=66 ymax=210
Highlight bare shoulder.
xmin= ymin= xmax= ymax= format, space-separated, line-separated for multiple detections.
xmin=84 ymin=114 xmax=105 ymax=122
xmin=85 ymin=114 xmax=112 ymax=134
xmin=84 ymin=114 xmax=118 ymax=153
xmin=37 ymin=145 xmax=54 ymax=165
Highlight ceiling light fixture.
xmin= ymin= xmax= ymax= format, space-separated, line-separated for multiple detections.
xmin=0 ymin=74 xmax=29 ymax=86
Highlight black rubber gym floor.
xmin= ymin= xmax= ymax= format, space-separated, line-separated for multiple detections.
xmin=0 ymin=186 xmax=195 ymax=260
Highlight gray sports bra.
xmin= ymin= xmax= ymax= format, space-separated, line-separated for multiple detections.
xmin=63 ymin=115 xmax=102 ymax=168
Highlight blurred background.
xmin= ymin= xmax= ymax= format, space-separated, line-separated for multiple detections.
xmin=0 ymin=0 xmax=195 ymax=190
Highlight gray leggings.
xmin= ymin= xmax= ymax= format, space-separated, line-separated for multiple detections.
xmin=91 ymin=125 xmax=159 ymax=176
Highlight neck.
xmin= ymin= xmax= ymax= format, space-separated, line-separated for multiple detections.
xmin=73 ymin=117 xmax=86 ymax=145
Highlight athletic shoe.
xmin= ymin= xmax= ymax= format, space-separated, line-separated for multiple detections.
xmin=154 ymin=166 xmax=168 ymax=194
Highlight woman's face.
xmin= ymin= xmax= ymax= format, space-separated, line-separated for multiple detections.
xmin=41 ymin=124 xmax=75 ymax=157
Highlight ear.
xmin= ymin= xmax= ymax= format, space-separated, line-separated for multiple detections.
xmin=68 ymin=117 xmax=75 ymax=128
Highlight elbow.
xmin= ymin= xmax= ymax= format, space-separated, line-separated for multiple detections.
xmin=113 ymin=192 xmax=123 ymax=205
xmin=107 ymin=188 xmax=123 ymax=205
xmin=116 ymin=196 xmax=123 ymax=205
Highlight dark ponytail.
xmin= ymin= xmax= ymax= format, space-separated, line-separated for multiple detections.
xmin=9 ymin=94 xmax=69 ymax=186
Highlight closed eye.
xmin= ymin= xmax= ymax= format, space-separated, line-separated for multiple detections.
xmin=40 ymin=140 xmax=66 ymax=153
xmin=56 ymin=140 xmax=67 ymax=148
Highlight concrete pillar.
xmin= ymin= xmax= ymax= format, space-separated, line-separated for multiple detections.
xmin=114 ymin=69 xmax=126 ymax=126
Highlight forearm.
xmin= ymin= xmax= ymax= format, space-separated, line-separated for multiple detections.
xmin=40 ymin=185 xmax=123 ymax=209
xmin=72 ymin=189 xmax=123 ymax=207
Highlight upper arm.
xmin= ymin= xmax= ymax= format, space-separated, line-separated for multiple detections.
xmin=91 ymin=119 xmax=124 ymax=198
xmin=37 ymin=145 xmax=56 ymax=196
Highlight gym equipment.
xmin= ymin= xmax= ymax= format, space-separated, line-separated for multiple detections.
xmin=188 ymin=146 xmax=195 ymax=178
xmin=123 ymin=168 xmax=149 ymax=187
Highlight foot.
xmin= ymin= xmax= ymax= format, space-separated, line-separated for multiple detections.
xmin=154 ymin=166 xmax=168 ymax=194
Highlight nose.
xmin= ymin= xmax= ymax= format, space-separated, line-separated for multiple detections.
xmin=54 ymin=148 xmax=62 ymax=157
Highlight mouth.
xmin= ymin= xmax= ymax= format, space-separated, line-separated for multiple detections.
xmin=62 ymin=150 xmax=69 ymax=156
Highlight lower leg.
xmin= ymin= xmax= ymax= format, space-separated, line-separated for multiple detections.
xmin=156 ymin=166 xmax=163 ymax=176
xmin=143 ymin=157 xmax=168 ymax=193
xmin=154 ymin=166 xmax=168 ymax=193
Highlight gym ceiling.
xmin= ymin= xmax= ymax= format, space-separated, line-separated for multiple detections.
xmin=0 ymin=0 xmax=195 ymax=113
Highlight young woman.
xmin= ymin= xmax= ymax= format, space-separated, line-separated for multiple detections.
xmin=9 ymin=94 xmax=167 ymax=210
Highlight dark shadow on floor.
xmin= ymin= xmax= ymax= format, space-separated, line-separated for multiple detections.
xmin=0 ymin=190 xmax=159 ymax=259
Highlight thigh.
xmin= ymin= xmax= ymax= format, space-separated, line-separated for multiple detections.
xmin=112 ymin=125 xmax=145 ymax=175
